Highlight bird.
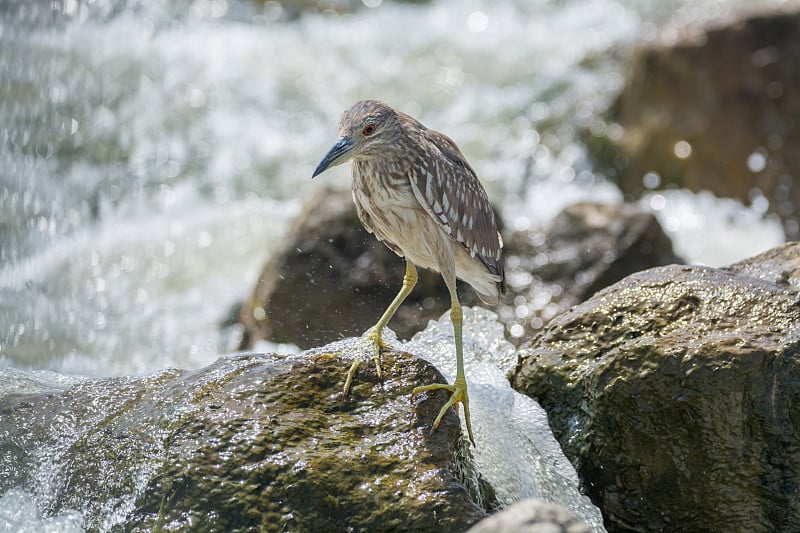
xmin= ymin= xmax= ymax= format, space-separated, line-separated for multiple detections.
xmin=311 ymin=100 xmax=505 ymax=445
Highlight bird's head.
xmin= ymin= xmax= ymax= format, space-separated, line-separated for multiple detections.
xmin=312 ymin=100 xmax=400 ymax=178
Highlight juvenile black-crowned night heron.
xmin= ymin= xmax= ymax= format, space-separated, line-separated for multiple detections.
xmin=312 ymin=100 xmax=505 ymax=445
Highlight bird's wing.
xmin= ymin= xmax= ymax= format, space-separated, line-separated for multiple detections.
xmin=407 ymin=127 xmax=505 ymax=283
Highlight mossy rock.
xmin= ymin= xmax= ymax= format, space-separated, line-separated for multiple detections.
xmin=513 ymin=242 xmax=800 ymax=532
xmin=0 ymin=347 xmax=491 ymax=531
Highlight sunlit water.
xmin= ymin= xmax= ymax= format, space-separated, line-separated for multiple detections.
xmin=0 ymin=0 xmax=788 ymax=529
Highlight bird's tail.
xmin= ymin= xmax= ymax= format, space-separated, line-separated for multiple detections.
xmin=472 ymin=274 xmax=505 ymax=305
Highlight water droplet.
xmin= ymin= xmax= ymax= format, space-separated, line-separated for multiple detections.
xmin=161 ymin=186 xmax=176 ymax=206
xmin=751 ymin=195 xmax=769 ymax=215
xmin=166 ymin=160 xmax=181 ymax=179
xmin=766 ymin=81 xmax=783 ymax=98
xmin=673 ymin=140 xmax=692 ymax=159
xmin=63 ymin=0 xmax=78 ymax=15
xmin=649 ymin=194 xmax=666 ymax=211
xmin=210 ymin=0 xmax=228 ymax=19
xmin=189 ymin=87 xmax=206 ymax=108
xmin=467 ymin=11 xmax=489 ymax=33
xmin=513 ymin=216 xmax=530 ymax=232
xmin=747 ymin=151 xmax=767 ymax=173
xmin=163 ymin=240 xmax=175 ymax=257
xmin=642 ymin=172 xmax=660 ymax=190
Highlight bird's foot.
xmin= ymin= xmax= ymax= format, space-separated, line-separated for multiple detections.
xmin=412 ymin=377 xmax=475 ymax=446
xmin=342 ymin=327 xmax=386 ymax=397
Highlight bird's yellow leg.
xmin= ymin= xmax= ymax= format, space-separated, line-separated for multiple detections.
xmin=412 ymin=291 xmax=475 ymax=446
xmin=343 ymin=261 xmax=418 ymax=396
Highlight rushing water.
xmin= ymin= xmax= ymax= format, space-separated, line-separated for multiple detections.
xmin=0 ymin=0 xmax=788 ymax=529
xmin=1 ymin=0 xmax=785 ymax=376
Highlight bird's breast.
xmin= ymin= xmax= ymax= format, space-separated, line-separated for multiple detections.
xmin=351 ymin=160 xmax=428 ymax=251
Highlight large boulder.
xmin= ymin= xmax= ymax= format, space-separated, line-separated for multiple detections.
xmin=0 ymin=347 xmax=490 ymax=531
xmin=595 ymin=7 xmax=800 ymax=237
xmin=512 ymin=242 xmax=800 ymax=532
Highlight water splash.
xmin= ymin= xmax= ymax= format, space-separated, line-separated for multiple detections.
xmin=641 ymin=189 xmax=784 ymax=266
xmin=0 ymin=488 xmax=84 ymax=533
xmin=403 ymin=307 xmax=606 ymax=531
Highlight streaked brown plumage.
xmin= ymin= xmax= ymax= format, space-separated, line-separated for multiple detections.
xmin=312 ymin=100 xmax=505 ymax=445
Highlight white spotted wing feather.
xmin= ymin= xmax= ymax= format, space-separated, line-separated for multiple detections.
xmin=405 ymin=121 xmax=505 ymax=298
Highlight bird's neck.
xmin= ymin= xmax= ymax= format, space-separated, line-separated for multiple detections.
xmin=352 ymin=157 xmax=412 ymax=192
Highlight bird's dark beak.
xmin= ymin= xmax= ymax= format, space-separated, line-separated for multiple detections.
xmin=312 ymin=136 xmax=356 ymax=178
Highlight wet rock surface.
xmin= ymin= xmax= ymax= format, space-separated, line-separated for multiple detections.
xmin=498 ymin=202 xmax=682 ymax=342
xmin=596 ymin=7 xmax=800 ymax=237
xmin=512 ymin=242 xmax=800 ymax=532
xmin=0 ymin=347 xmax=489 ymax=531
xmin=724 ymin=241 xmax=800 ymax=288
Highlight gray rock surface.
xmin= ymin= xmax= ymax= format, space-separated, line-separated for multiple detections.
xmin=512 ymin=242 xmax=800 ymax=532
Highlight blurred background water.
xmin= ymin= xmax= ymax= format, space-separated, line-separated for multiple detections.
xmin=0 ymin=0 xmax=787 ymax=377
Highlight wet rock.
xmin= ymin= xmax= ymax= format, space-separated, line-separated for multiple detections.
xmin=594 ymin=7 xmax=800 ymax=237
xmin=467 ymin=497 xmax=592 ymax=533
xmin=238 ymin=185 xmax=474 ymax=350
xmin=724 ymin=241 xmax=800 ymax=289
xmin=512 ymin=242 xmax=800 ymax=532
xmin=0 ymin=346 xmax=490 ymax=531
xmin=499 ymin=202 xmax=682 ymax=343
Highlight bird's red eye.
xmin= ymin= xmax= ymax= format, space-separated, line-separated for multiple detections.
xmin=362 ymin=124 xmax=376 ymax=136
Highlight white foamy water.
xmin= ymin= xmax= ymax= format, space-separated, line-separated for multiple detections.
xmin=0 ymin=488 xmax=84 ymax=533
xmin=403 ymin=307 xmax=606 ymax=530
xmin=642 ymin=189 xmax=784 ymax=267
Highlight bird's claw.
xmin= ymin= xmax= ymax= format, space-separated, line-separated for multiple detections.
xmin=365 ymin=328 xmax=385 ymax=381
xmin=412 ymin=378 xmax=475 ymax=447
xmin=342 ymin=327 xmax=386 ymax=397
